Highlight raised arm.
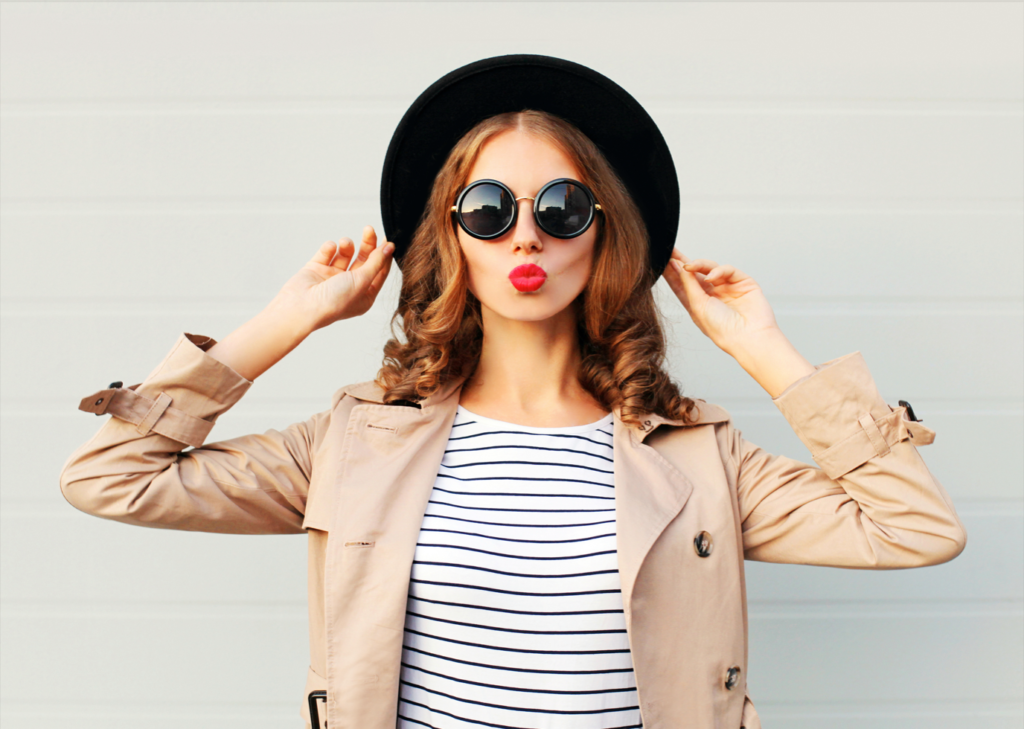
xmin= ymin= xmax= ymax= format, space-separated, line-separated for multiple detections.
xmin=729 ymin=350 xmax=966 ymax=568
xmin=661 ymin=249 xmax=966 ymax=568
xmin=59 ymin=228 xmax=396 ymax=534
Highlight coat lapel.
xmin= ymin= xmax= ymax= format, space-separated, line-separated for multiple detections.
xmin=613 ymin=415 xmax=694 ymax=624
xmin=322 ymin=374 xmax=729 ymax=727
xmin=612 ymin=403 xmax=730 ymax=627
xmin=322 ymin=375 xmax=467 ymax=726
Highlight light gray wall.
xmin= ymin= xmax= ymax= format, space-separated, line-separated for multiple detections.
xmin=1 ymin=2 xmax=1021 ymax=727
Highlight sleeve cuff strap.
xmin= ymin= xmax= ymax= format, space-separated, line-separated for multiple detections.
xmin=78 ymin=384 xmax=214 ymax=448
xmin=815 ymin=406 xmax=936 ymax=479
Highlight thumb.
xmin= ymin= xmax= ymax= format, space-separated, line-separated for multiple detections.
xmin=667 ymin=258 xmax=710 ymax=314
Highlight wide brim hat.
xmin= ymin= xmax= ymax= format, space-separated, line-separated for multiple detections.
xmin=380 ymin=54 xmax=679 ymax=280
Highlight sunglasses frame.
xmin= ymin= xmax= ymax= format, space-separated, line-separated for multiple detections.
xmin=451 ymin=177 xmax=602 ymax=240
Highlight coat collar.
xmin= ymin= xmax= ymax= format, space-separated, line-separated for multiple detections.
xmin=338 ymin=373 xmax=730 ymax=443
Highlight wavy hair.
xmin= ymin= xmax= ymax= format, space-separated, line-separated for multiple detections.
xmin=375 ymin=109 xmax=700 ymax=427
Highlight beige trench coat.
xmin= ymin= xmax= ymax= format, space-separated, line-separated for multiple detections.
xmin=60 ymin=332 xmax=967 ymax=729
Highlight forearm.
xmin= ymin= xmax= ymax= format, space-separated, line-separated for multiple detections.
xmin=206 ymin=301 xmax=313 ymax=382
xmin=727 ymin=327 xmax=816 ymax=399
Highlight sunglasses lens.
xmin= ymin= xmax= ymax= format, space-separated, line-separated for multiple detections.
xmin=460 ymin=183 xmax=514 ymax=237
xmin=537 ymin=182 xmax=593 ymax=237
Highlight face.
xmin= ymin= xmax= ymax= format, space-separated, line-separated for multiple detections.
xmin=456 ymin=129 xmax=599 ymax=324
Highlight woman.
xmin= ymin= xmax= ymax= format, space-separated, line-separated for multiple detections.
xmin=61 ymin=55 xmax=966 ymax=729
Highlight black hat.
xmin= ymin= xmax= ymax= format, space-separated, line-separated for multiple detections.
xmin=380 ymin=53 xmax=679 ymax=281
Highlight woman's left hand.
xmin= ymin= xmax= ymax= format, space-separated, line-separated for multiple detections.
xmin=661 ymin=248 xmax=782 ymax=356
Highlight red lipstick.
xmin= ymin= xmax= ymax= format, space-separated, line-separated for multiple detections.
xmin=509 ymin=263 xmax=547 ymax=292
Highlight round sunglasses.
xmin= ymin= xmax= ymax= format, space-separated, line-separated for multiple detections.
xmin=451 ymin=178 xmax=602 ymax=240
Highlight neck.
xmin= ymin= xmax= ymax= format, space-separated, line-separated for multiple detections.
xmin=459 ymin=301 xmax=605 ymax=425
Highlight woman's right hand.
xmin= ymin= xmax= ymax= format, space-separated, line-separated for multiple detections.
xmin=273 ymin=225 xmax=396 ymax=334
xmin=206 ymin=226 xmax=395 ymax=381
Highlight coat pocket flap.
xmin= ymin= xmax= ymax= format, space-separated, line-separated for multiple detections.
xmin=302 ymin=474 xmax=335 ymax=532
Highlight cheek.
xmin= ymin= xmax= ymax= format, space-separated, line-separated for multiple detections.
xmin=458 ymin=239 xmax=484 ymax=295
xmin=565 ymin=236 xmax=597 ymax=278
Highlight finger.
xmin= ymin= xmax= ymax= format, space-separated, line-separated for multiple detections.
xmin=703 ymin=264 xmax=735 ymax=285
xmin=682 ymin=258 xmax=718 ymax=275
xmin=664 ymin=257 xmax=710 ymax=314
xmin=662 ymin=259 xmax=693 ymax=311
xmin=350 ymin=225 xmax=377 ymax=270
xmin=351 ymin=240 xmax=395 ymax=290
xmin=667 ymin=254 xmax=716 ymax=303
xmin=365 ymin=241 xmax=396 ymax=296
xmin=311 ymin=241 xmax=340 ymax=267
xmin=662 ymin=249 xmax=698 ymax=274
xmin=330 ymin=237 xmax=356 ymax=271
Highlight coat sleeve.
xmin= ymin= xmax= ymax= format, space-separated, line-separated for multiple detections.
xmin=733 ymin=351 xmax=967 ymax=569
xmin=59 ymin=332 xmax=330 ymax=535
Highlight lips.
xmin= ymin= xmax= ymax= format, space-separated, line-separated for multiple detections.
xmin=508 ymin=263 xmax=547 ymax=292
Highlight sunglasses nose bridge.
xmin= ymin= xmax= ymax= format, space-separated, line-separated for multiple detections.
xmin=509 ymin=196 xmax=544 ymax=249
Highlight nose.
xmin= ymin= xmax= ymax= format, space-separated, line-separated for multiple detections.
xmin=510 ymin=198 xmax=543 ymax=254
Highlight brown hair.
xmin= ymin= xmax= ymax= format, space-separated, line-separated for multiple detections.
xmin=374 ymin=109 xmax=700 ymax=427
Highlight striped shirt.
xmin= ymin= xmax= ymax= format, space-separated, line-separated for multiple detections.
xmin=397 ymin=404 xmax=643 ymax=729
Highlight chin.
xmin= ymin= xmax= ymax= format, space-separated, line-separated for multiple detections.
xmin=492 ymin=292 xmax=578 ymax=321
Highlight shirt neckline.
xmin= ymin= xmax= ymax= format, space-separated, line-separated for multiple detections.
xmin=456 ymin=404 xmax=613 ymax=435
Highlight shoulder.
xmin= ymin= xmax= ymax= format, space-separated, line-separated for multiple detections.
xmin=689 ymin=399 xmax=732 ymax=426
xmin=330 ymin=379 xmax=391 ymax=410
xmin=332 ymin=380 xmax=379 ymax=403
xmin=648 ymin=399 xmax=732 ymax=431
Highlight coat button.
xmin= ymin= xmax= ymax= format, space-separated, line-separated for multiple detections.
xmin=694 ymin=531 xmax=713 ymax=557
xmin=725 ymin=666 xmax=741 ymax=690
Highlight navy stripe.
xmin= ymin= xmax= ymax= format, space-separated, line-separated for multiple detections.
xmin=440 ymin=459 xmax=614 ymax=476
xmin=413 ymin=560 xmax=619 ymax=580
xmin=415 ymin=543 xmax=616 ymax=562
xmin=401 ymin=661 xmax=637 ymax=695
xmin=445 ymin=442 xmax=614 ymax=463
xmin=397 ymin=714 xmax=438 ymax=729
xmin=436 ymin=472 xmax=614 ymax=488
xmin=399 ymin=679 xmax=640 ymax=715
xmin=431 ymin=485 xmax=614 ymax=500
xmin=448 ymin=430 xmax=612 ymax=448
xmin=428 ymin=499 xmax=614 ymax=513
xmin=403 ymin=628 xmax=631 ymax=655
xmin=422 ymin=514 xmax=616 ymax=528
xmin=418 ymin=527 xmax=617 ymax=544
xmin=400 ymin=700 xmax=531 ymax=729
xmin=402 ymin=644 xmax=635 ymax=675
xmin=408 ymin=595 xmax=623 ymax=618
xmin=399 ymin=698 xmax=641 ymax=729
xmin=410 ymin=578 xmax=621 ymax=598
xmin=407 ymin=610 xmax=628 ymax=636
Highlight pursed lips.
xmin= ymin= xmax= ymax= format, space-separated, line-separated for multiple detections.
xmin=508 ymin=263 xmax=547 ymax=292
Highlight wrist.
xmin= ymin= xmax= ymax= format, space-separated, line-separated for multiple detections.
xmin=262 ymin=298 xmax=316 ymax=343
xmin=728 ymin=328 xmax=817 ymax=399
xmin=206 ymin=304 xmax=310 ymax=383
